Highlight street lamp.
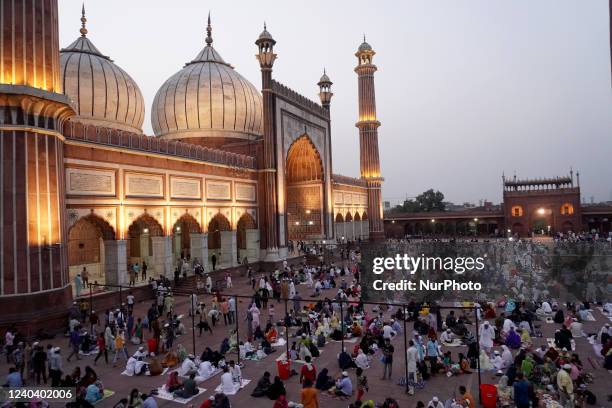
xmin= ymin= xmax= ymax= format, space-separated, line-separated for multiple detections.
xmin=473 ymin=218 xmax=478 ymax=236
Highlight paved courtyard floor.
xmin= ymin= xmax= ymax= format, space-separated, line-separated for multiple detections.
xmin=3 ymin=270 xmax=611 ymax=408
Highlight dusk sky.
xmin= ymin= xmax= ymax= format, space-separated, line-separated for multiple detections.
xmin=57 ymin=1 xmax=612 ymax=205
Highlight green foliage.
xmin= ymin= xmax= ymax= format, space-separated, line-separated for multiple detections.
xmin=390 ymin=189 xmax=446 ymax=213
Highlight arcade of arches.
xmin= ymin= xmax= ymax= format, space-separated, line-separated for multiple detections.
xmin=334 ymin=211 xmax=369 ymax=241
xmin=67 ymin=210 xmax=260 ymax=293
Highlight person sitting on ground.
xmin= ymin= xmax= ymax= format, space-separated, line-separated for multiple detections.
xmin=84 ymin=381 xmax=103 ymax=404
xmin=265 ymin=325 xmax=278 ymax=343
xmin=261 ymin=338 xmax=274 ymax=355
xmin=148 ymin=354 xmax=163 ymax=376
xmin=161 ymin=350 xmax=178 ymax=368
xmin=338 ymin=347 xmax=355 ymax=370
xmin=330 ymin=371 xmax=352 ymax=398
xmin=178 ymin=354 xmax=197 ymax=377
xmin=197 ymin=359 xmax=214 ymax=380
xmin=267 ymin=375 xmax=287 ymax=400
xmin=315 ymin=368 xmax=334 ymax=391
xmin=174 ymin=373 xmax=198 ymax=399
xmin=165 ymin=371 xmax=182 ymax=392
xmin=440 ymin=329 xmax=455 ymax=345
xmin=251 ymin=371 xmax=272 ymax=398
xmin=219 ymin=366 xmax=236 ymax=395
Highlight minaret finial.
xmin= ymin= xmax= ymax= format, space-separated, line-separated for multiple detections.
xmin=205 ymin=12 xmax=213 ymax=45
xmin=363 ymin=33 xmax=366 ymax=42
xmin=264 ymin=21 xmax=267 ymax=31
xmin=80 ymin=3 xmax=88 ymax=37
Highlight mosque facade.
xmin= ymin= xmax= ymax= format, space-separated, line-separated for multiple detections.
xmin=0 ymin=1 xmax=384 ymax=331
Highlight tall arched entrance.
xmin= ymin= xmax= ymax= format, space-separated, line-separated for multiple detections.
xmin=207 ymin=213 xmax=234 ymax=270
xmin=172 ymin=213 xmax=202 ymax=262
xmin=286 ymin=135 xmax=324 ymax=240
xmin=237 ymin=213 xmax=258 ymax=264
xmin=67 ymin=214 xmax=115 ymax=296
xmin=127 ymin=213 xmax=166 ymax=277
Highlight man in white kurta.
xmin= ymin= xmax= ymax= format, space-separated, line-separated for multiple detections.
xmin=406 ymin=341 xmax=419 ymax=395
xmin=479 ymin=321 xmax=496 ymax=353
xmin=220 ymin=368 xmax=236 ymax=394
xmin=178 ymin=355 xmax=197 ymax=377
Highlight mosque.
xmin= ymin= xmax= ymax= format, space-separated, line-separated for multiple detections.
xmin=0 ymin=1 xmax=384 ymax=331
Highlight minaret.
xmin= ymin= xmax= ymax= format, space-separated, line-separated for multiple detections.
xmin=0 ymin=0 xmax=75 ymax=334
xmin=355 ymin=37 xmax=385 ymax=240
xmin=318 ymin=69 xmax=333 ymax=111
xmin=255 ymin=24 xmax=281 ymax=261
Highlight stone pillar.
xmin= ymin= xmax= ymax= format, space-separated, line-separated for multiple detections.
xmin=336 ymin=222 xmax=345 ymax=241
xmin=190 ymin=233 xmax=208 ymax=271
xmin=151 ymin=236 xmax=172 ymax=278
xmin=245 ymin=229 xmax=260 ymax=264
xmin=104 ymin=240 xmax=127 ymax=286
xmin=0 ymin=0 xmax=76 ymax=334
xmin=220 ymin=230 xmax=238 ymax=268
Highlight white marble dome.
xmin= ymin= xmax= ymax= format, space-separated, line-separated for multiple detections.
xmin=151 ymin=21 xmax=263 ymax=142
xmin=60 ymin=15 xmax=144 ymax=134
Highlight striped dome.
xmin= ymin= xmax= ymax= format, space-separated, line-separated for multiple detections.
xmin=60 ymin=21 xmax=144 ymax=134
xmin=151 ymin=21 xmax=262 ymax=142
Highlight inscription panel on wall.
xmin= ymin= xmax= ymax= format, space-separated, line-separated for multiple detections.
xmin=206 ymin=180 xmax=231 ymax=201
xmin=170 ymin=176 xmax=201 ymax=199
xmin=125 ymin=173 xmax=164 ymax=198
xmin=66 ymin=167 xmax=116 ymax=196
xmin=334 ymin=191 xmax=343 ymax=205
xmin=235 ymin=183 xmax=256 ymax=202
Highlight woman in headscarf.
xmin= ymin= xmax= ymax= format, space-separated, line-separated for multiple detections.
xmin=165 ymin=371 xmax=182 ymax=392
xmin=315 ymin=368 xmax=334 ymax=391
xmin=267 ymin=376 xmax=286 ymax=400
xmin=520 ymin=328 xmax=532 ymax=347
xmin=505 ymin=327 xmax=521 ymax=349
xmin=496 ymin=375 xmax=513 ymax=407
xmin=501 ymin=345 xmax=513 ymax=370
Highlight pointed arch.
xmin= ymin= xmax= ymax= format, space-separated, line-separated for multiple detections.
xmin=345 ymin=212 xmax=353 ymax=222
xmin=335 ymin=213 xmax=344 ymax=223
xmin=362 ymin=211 xmax=368 ymax=220
xmin=286 ymin=135 xmax=325 ymax=239
xmin=286 ymin=135 xmax=324 ymax=183
xmin=354 ymin=212 xmax=361 ymax=222
xmin=208 ymin=213 xmax=231 ymax=250
xmin=237 ymin=212 xmax=257 ymax=250
xmin=127 ymin=213 xmax=163 ymax=259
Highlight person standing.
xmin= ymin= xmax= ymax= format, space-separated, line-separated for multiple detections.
xmin=141 ymin=261 xmax=148 ymax=281
xmin=513 ymin=372 xmax=531 ymax=408
xmin=301 ymin=379 xmax=319 ymax=408
xmin=48 ymin=347 xmax=63 ymax=387
xmin=74 ymin=274 xmax=83 ymax=297
xmin=228 ymin=297 xmax=236 ymax=325
xmin=355 ymin=367 xmax=368 ymax=402
xmin=94 ymin=333 xmax=108 ymax=365
xmin=32 ymin=343 xmax=47 ymax=384
xmin=406 ymin=340 xmax=419 ymax=395
xmin=127 ymin=291 xmax=135 ymax=313
xmin=557 ymin=364 xmax=574 ymax=407
xmin=426 ymin=337 xmax=439 ymax=375
xmin=381 ymin=338 xmax=394 ymax=380
xmin=129 ymin=265 xmax=136 ymax=287
xmin=81 ymin=267 xmax=89 ymax=289
xmin=112 ymin=330 xmax=129 ymax=367
xmin=66 ymin=329 xmax=82 ymax=362
xmin=211 ymin=253 xmax=217 ymax=271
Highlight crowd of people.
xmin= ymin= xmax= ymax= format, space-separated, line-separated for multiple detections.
xmin=1 ymin=237 xmax=611 ymax=408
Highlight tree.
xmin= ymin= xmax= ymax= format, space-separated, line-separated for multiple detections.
xmin=415 ymin=189 xmax=446 ymax=212
xmin=389 ymin=189 xmax=446 ymax=213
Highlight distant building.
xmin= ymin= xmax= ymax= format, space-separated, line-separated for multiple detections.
xmin=385 ymin=172 xmax=612 ymax=237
